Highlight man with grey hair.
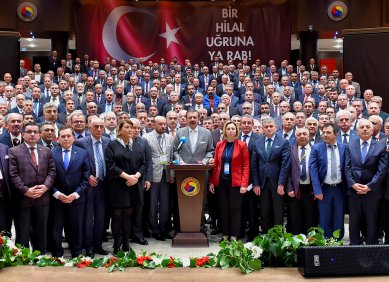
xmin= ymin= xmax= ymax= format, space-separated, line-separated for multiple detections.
xmin=39 ymin=102 xmax=62 ymax=138
xmin=368 ymin=115 xmax=385 ymax=141
xmin=0 ymin=113 xmax=23 ymax=147
xmin=251 ymin=117 xmax=290 ymax=234
xmin=69 ymin=110 xmax=89 ymax=139
xmin=336 ymin=110 xmax=356 ymax=144
xmin=345 ymin=118 xmax=387 ymax=245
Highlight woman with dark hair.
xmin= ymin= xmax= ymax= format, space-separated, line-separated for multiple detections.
xmin=105 ymin=119 xmax=145 ymax=254
xmin=209 ymin=121 xmax=250 ymax=241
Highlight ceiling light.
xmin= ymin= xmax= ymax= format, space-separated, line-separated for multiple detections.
xmin=28 ymin=44 xmax=36 ymax=48
xmin=334 ymin=44 xmax=342 ymax=48
xmin=26 ymin=38 xmax=34 ymax=42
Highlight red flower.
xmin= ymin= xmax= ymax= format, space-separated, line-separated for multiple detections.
xmin=75 ymin=259 xmax=92 ymax=268
xmin=105 ymin=257 xmax=117 ymax=268
xmin=13 ymin=249 xmax=18 ymax=256
xmin=0 ymin=236 xmax=3 ymax=245
xmin=136 ymin=256 xmax=152 ymax=266
xmin=196 ymin=256 xmax=210 ymax=267
xmin=168 ymin=256 xmax=175 ymax=268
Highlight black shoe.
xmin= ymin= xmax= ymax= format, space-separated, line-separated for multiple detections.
xmin=122 ymin=245 xmax=131 ymax=252
xmin=132 ymin=237 xmax=149 ymax=245
xmin=85 ymin=249 xmax=94 ymax=258
xmin=94 ymin=247 xmax=108 ymax=255
xmin=153 ymin=233 xmax=166 ymax=241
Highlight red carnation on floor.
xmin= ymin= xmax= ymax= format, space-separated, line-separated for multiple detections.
xmin=168 ymin=256 xmax=175 ymax=268
xmin=136 ymin=256 xmax=153 ymax=266
xmin=196 ymin=256 xmax=210 ymax=267
xmin=75 ymin=259 xmax=92 ymax=268
xmin=105 ymin=257 xmax=118 ymax=268
xmin=0 ymin=236 xmax=3 ymax=245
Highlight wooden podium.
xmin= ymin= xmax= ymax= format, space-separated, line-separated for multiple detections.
xmin=167 ymin=164 xmax=213 ymax=247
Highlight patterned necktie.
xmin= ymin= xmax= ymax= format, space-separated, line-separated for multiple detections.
xmin=300 ymin=147 xmax=307 ymax=181
xmin=95 ymin=141 xmax=104 ymax=179
xmin=30 ymin=147 xmax=37 ymax=166
xmin=266 ymin=138 xmax=272 ymax=157
xmin=243 ymin=134 xmax=249 ymax=143
xmin=361 ymin=141 xmax=368 ymax=163
xmin=343 ymin=134 xmax=348 ymax=144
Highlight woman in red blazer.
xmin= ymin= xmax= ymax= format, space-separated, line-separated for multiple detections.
xmin=209 ymin=121 xmax=250 ymax=241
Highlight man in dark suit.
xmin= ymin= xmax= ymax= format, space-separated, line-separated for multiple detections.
xmin=345 ymin=119 xmax=388 ymax=245
xmin=287 ymin=127 xmax=317 ymax=235
xmin=145 ymin=87 xmax=165 ymax=115
xmin=48 ymin=51 xmax=61 ymax=74
xmin=336 ymin=110 xmax=357 ymax=144
xmin=51 ymin=127 xmax=90 ymax=258
xmin=75 ymin=118 xmax=109 ymax=257
xmin=9 ymin=122 xmax=56 ymax=252
xmin=0 ymin=113 xmax=24 ymax=148
xmin=239 ymin=115 xmax=260 ymax=241
xmin=0 ymin=143 xmax=11 ymax=233
xmin=309 ymin=123 xmax=346 ymax=239
xmin=38 ymin=121 xmax=58 ymax=148
xmin=251 ymin=117 xmax=290 ymax=233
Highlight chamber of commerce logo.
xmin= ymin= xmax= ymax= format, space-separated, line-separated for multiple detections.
xmin=328 ymin=1 xmax=348 ymax=22
xmin=17 ymin=2 xmax=38 ymax=22
xmin=181 ymin=177 xmax=200 ymax=197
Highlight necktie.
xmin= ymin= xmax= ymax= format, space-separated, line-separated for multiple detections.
xmin=343 ymin=134 xmax=348 ymax=144
xmin=300 ymin=147 xmax=307 ymax=181
xmin=274 ymin=105 xmax=278 ymax=116
xmin=136 ymin=97 xmax=140 ymax=104
xmin=266 ymin=138 xmax=272 ymax=157
xmin=13 ymin=138 xmax=20 ymax=146
xmin=97 ymin=95 xmax=100 ymax=103
xmin=284 ymin=133 xmax=288 ymax=139
xmin=33 ymin=100 xmax=39 ymax=114
xmin=243 ymin=134 xmax=249 ymax=143
xmin=361 ymin=141 xmax=368 ymax=162
xmin=46 ymin=89 xmax=49 ymax=98
xmin=95 ymin=141 xmax=104 ymax=178
xmin=386 ymin=141 xmax=389 ymax=150
xmin=145 ymin=83 xmax=149 ymax=93
xmin=47 ymin=143 xmax=53 ymax=149
xmin=107 ymin=103 xmax=111 ymax=112
xmin=329 ymin=145 xmax=337 ymax=181
xmin=373 ymin=136 xmax=378 ymax=141
xmin=153 ymin=99 xmax=157 ymax=106
xmin=30 ymin=147 xmax=37 ymax=166
xmin=110 ymin=131 xmax=115 ymax=140
xmin=63 ymin=149 xmax=70 ymax=170
xmin=77 ymin=134 xmax=83 ymax=139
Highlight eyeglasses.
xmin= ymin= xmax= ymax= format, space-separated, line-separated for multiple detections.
xmin=25 ymin=130 xmax=39 ymax=134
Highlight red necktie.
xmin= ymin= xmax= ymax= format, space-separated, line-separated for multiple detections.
xmin=30 ymin=147 xmax=37 ymax=166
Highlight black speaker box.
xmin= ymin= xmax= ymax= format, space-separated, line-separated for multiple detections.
xmin=298 ymin=245 xmax=389 ymax=277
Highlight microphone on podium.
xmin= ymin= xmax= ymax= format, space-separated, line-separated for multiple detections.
xmin=173 ymin=136 xmax=187 ymax=165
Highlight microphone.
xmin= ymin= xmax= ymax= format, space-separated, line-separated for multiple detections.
xmin=176 ymin=136 xmax=186 ymax=151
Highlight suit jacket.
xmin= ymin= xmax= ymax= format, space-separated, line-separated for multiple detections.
xmin=48 ymin=57 xmax=61 ymax=72
xmin=173 ymin=126 xmax=214 ymax=164
xmin=336 ymin=130 xmax=357 ymax=144
xmin=286 ymin=144 xmax=313 ymax=195
xmin=134 ymin=137 xmax=153 ymax=183
xmin=75 ymin=135 xmax=110 ymax=178
xmin=9 ymin=144 xmax=56 ymax=208
xmin=144 ymin=131 xmax=174 ymax=182
xmin=345 ymin=138 xmax=388 ymax=198
xmin=211 ymin=129 xmax=222 ymax=149
xmin=251 ymin=134 xmax=290 ymax=189
xmin=237 ymin=102 xmax=261 ymax=116
xmin=210 ymin=140 xmax=250 ymax=187
xmin=145 ymin=98 xmax=165 ymax=115
xmin=0 ymin=132 xmax=24 ymax=148
xmin=0 ymin=144 xmax=11 ymax=202
xmin=51 ymin=145 xmax=90 ymax=205
xmin=228 ymin=106 xmax=239 ymax=117
xmin=309 ymin=141 xmax=346 ymax=196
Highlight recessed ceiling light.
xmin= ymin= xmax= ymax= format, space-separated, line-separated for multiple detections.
xmin=26 ymin=38 xmax=34 ymax=42
xmin=334 ymin=44 xmax=342 ymax=48
xmin=28 ymin=44 xmax=36 ymax=48
xmin=335 ymin=39 xmax=343 ymax=43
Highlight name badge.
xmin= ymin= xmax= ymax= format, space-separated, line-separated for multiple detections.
xmin=224 ymin=163 xmax=230 ymax=175
xmin=160 ymin=154 xmax=167 ymax=164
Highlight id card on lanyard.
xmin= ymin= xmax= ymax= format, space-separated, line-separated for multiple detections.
xmin=223 ymin=143 xmax=234 ymax=175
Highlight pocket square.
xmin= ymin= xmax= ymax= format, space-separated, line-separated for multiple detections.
xmin=4 ymin=155 xmax=9 ymax=159
xmin=200 ymin=141 xmax=206 ymax=144
xmin=275 ymin=146 xmax=280 ymax=149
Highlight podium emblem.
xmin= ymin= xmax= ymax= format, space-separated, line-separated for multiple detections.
xmin=181 ymin=177 xmax=200 ymax=197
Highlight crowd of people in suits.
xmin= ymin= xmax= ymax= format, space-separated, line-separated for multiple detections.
xmin=0 ymin=51 xmax=388 ymax=258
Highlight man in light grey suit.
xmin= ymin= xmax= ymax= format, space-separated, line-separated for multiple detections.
xmin=144 ymin=116 xmax=174 ymax=241
xmin=173 ymin=109 xmax=214 ymax=164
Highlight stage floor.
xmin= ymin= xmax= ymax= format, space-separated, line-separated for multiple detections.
xmin=1 ymin=266 xmax=389 ymax=282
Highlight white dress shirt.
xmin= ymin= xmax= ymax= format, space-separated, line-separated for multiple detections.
xmin=189 ymin=126 xmax=199 ymax=153
xmin=324 ymin=143 xmax=342 ymax=185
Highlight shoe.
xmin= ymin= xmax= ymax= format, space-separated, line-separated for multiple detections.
xmin=113 ymin=247 xmax=120 ymax=256
xmin=94 ymin=247 xmax=108 ymax=255
xmin=153 ymin=233 xmax=166 ymax=241
xmin=85 ymin=249 xmax=94 ymax=258
xmin=131 ymin=237 xmax=149 ymax=245
xmin=122 ymin=244 xmax=131 ymax=252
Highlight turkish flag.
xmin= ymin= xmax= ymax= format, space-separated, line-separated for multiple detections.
xmin=74 ymin=0 xmax=291 ymax=64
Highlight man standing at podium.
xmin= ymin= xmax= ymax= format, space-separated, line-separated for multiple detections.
xmin=173 ymin=109 xmax=214 ymax=164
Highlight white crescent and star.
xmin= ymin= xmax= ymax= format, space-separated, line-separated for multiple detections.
xmin=159 ymin=22 xmax=180 ymax=48
xmin=102 ymin=6 xmax=180 ymax=62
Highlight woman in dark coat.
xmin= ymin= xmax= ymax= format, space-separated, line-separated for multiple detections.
xmin=105 ymin=119 xmax=145 ymax=253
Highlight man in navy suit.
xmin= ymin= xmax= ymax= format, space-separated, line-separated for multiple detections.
xmin=51 ymin=127 xmax=90 ymax=258
xmin=345 ymin=119 xmax=388 ymax=245
xmin=145 ymin=87 xmax=165 ymax=115
xmin=309 ymin=123 xmax=346 ymax=239
xmin=251 ymin=117 xmax=290 ymax=233
xmin=75 ymin=118 xmax=109 ymax=257
xmin=336 ymin=110 xmax=356 ymax=144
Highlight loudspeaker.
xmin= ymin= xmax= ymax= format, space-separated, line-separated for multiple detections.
xmin=298 ymin=245 xmax=389 ymax=277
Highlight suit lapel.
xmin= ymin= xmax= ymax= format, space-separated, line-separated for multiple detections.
xmin=86 ymin=137 xmax=95 ymax=164
xmin=23 ymin=144 xmax=38 ymax=171
xmin=194 ymin=128 xmax=204 ymax=153
xmin=364 ymin=139 xmax=376 ymax=164
xmin=68 ymin=146 xmax=78 ymax=170
xmin=54 ymin=146 xmax=66 ymax=171
xmin=267 ymin=135 xmax=278 ymax=160
xmin=291 ymin=145 xmax=300 ymax=167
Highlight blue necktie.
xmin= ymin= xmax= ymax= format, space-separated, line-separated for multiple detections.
xmin=300 ymin=147 xmax=307 ymax=181
xmin=33 ymin=100 xmax=38 ymax=114
xmin=95 ymin=141 xmax=104 ymax=178
xmin=342 ymin=134 xmax=348 ymax=144
xmin=243 ymin=135 xmax=249 ymax=143
xmin=266 ymin=138 xmax=272 ymax=157
xmin=63 ymin=149 xmax=70 ymax=171
xmin=361 ymin=141 xmax=368 ymax=162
